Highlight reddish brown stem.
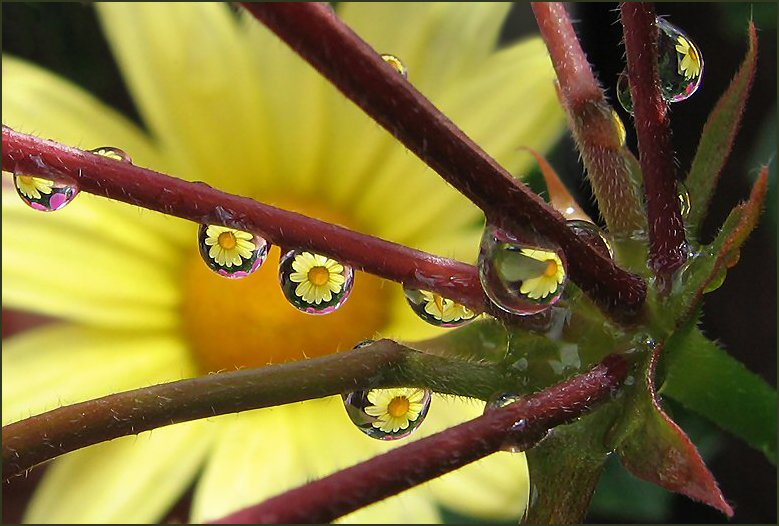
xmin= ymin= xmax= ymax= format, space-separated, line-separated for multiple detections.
xmin=531 ymin=2 xmax=601 ymax=108
xmin=621 ymin=3 xmax=688 ymax=281
xmin=2 ymin=126 xmax=486 ymax=311
xmin=242 ymin=2 xmax=646 ymax=319
xmin=210 ymin=354 xmax=629 ymax=524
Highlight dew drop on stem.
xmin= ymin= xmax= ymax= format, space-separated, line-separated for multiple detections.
xmin=342 ymin=387 xmax=431 ymax=440
xmin=403 ymin=286 xmax=477 ymax=328
xmin=278 ymin=249 xmax=354 ymax=314
xmin=197 ymin=223 xmax=270 ymax=278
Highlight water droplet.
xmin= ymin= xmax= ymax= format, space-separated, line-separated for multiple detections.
xmin=677 ymin=180 xmax=691 ymax=218
xmin=478 ymin=225 xmax=567 ymax=315
xmin=279 ymin=249 xmax=354 ymax=314
xmin=657 ymin=18 xmax=703 ymax=102
xmin=197 ymin=224 xmax=269 ymax=278
xmin=403 ymin=286 xmax=476 ymax=328
xmin=616 ymin=19 xmax=703 ymax=114
xmin=567 ymin=220 xmax=614 ymax=259
xmin=381 ymin=53 xmax=408 ymax=78
xmin=90 ymin=146 xmax=132 ymax=163
xmin=616 ymin=70 xmax=634 ymax=114
xmin=342 ymin=387 xmax=431 ymax=440
xmin=13 ymin=173 xmax=78 ymax=212
xmin=353 ymin=339 xmax=376 ymax=349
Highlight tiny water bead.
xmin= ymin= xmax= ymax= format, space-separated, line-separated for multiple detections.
xmin=479 ymin=226 xmax=567 ymax=315
xmin=90 ymin=146 xmax=132 ymax=163
xmin=197 ymin=224 xmax=269 ymax=278
xmin=380 ymin=53 xmax=408 ymax=78
xmin=279 ymin=249 xmax=355 ymax=315
xmin=403 ymin=286 xmax=476 ymax=328
xmin=13 ymin=173 xmax=78 ymax=212
xmin=567 ymin=220 xmax=614 ymax=259
xmin=342 ymin=387 xmax=431 ymax=440
xmin=616 ymin=18 xmax=703 ymax=114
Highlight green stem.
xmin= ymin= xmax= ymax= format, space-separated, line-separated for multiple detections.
xmin=2 ymin=340 xmax=513 ymax=481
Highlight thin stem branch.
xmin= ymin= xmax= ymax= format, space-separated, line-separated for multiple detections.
xmin=211 ymin=354 xmax=630 ymax=524
xmin=620 ymin=3 xmax=688 ymax=282
xmin=2 ymin=340 xmax=514 ymax=481
xmin=532 ymin=3 xmax=647 ymax=236
xmin=241 ymin=2 xmax=647 ymax=319
xmin=2 ymin=126 xmax=486 ymax=312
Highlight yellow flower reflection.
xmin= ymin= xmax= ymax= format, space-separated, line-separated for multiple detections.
xmin=2 ymin=3 xmax=565 ymax=524
xmin=204 ymin=225 xmax=257 ymax=267
xmin=289 ymin=251 xmax=346 ymax=304
xmin=420 ymin=290 xmax=475 ymax=323
xmin=675 ymin=35 xmax=701 ymax=80
xmin=15 ymin=175 xmax=53 ymax=200
xmin=365 ymin=388 xmax=427 ymax=433
xmin=518 ymin=248 xmax=566 ymax=300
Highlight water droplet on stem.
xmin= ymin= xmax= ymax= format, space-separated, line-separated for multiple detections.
xmin=278 ymin=249 xmax=354 ymax=314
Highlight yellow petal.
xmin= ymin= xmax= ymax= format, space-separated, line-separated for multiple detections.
xmin=2 ymin=189 xmax=183 ymax=330
xmin=239 ymin=10 xmax=327 ymax=195
xmin=191 ymin=410 xmax=310 ymax=523
xmin=2 ymin=324 xmax=197 ymax=425
xmin=1 ymin=57 xmax=189 ymax=247
xmin=97 ymin=3 xmax=272 ymax=196
xmin=422 ymin=396 xmax=531 ymax=520
xmin=25 ymin=420 xmax=215 ymax=523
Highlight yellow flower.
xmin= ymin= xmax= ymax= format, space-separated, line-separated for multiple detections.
xmin=420 ymin=290 xmax=475 ymax=323
xmin=2 ymin=3 xmax=564 ymax=523
xmin=365 ymin=388 xmax=428 ymax=434
xmin=15 ymin=175 xmax=53 ymax=200
xmin=518 ymin=248 xmax=566 ymax=300
xmin=675 ymin=35 xmax=701 ymax=80
xmin=289 ymin=251 xmax=346 ymax=304
xmin=204 ymin=225 xmax=257 ymax=267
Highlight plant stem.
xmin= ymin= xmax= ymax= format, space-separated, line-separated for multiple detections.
xmin=532 ymin=2 xmax=646 ymax=237
xmin=1 ymin=340 xmax=513 ymax=481
xmin=2 ymin=126 xmax=486 ymax=312
xmin=211 ymin=354 xmax=629 ymax=524
xmin=620 ymin=3 xmax=688 ymax=282
xmin=241 ymin=2 xmax=647 ymax=319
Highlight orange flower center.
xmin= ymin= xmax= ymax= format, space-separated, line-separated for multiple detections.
xmin=182 ymin=201 xmax=390 ymax=373
xmin=388 ymin=396 xmax=410 ymax=418
xmin=543 ymin=259 xmax=558 ymax=278
xmin=307 ymin=266 xmax=331 ymax=287
xmin=218 ymin=231 xmax=237 ymax=250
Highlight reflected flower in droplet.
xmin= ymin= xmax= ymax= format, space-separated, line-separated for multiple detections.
xmin=364 ymin=387 xmax=428 ymax=434
xmin=289 ymin=251 xmax=347 ymax=304
xmin=15 ymin=175 xmax=53 ymax=201
xmin=204 ymin=225 xmax=257 ymax=268
xmin=674 ymin=33 xmax=702 ymax=80
xmin=517 ymin=248 xmax=565 ymax=300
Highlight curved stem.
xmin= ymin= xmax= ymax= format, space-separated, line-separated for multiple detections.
xmin=621 ymin=3 xmax=688 ymax=283
xmin=2 ymin=340 xmax=513 ymax=481
xmin=211 ymin=354 xmax=629 ymax=524
xmin=241 ymin=2 xmax=647 ymax=320
xmin=2 ymin=126 xmax=486 ymax=312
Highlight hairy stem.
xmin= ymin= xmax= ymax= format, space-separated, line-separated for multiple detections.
xmin=2 ymin=126 xmax=487 ymax=312
xmin=532 ymin=2 xmax=646 ymax=237
xmin=2 ymin=340 xmax=514 ymax=481
xmin=242 ymin=2 xmax=646 ymax=320
xmin=621 ymin=3 xmax=688 ymax=282
xmin=211 ymin=354 xmax=629 ymax=524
